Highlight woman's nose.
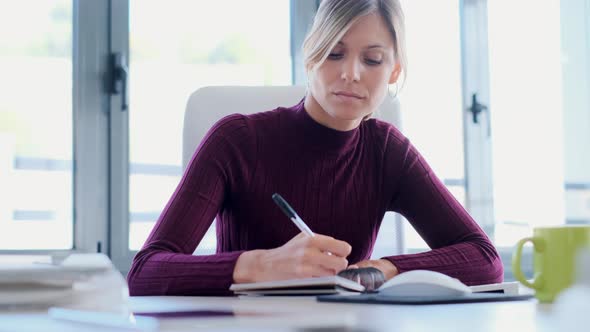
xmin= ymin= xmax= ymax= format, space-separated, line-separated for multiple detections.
xmin=340 ymin=58 xmax=361 ymax=82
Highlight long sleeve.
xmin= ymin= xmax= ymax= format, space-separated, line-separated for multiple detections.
xmin=127 ymin=114 xmax=255 ymax=296
xmin=383 ymin=138 xmax=503 ymax=286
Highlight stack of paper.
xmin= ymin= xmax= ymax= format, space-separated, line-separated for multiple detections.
xmin=0 ymin=253 xmax=129 ymax=313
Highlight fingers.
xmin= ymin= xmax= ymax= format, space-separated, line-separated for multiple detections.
xmin=293 ymin=252 xmax=344 ymax=278
xmin=289 ymin=232 xmax=351 ymax=258
xmin=308 ymin=234 xmax=352 ymax=258
xmin=308 ymin=264 xmax=338 ymax=278
xmin=310 ymin=249 xmax=348 ymax=273
xmin=285 ymin=232 xmax=352 ymax=278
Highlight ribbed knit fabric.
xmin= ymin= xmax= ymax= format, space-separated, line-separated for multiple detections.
xmin=127 ymin=100 xmax=503 ymax=296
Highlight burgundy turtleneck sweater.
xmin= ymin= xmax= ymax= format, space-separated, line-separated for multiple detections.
xmin=127 ymin=100 xmax=503 ymax=296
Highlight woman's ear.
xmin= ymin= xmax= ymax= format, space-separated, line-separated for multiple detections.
xmin=388 ymin=62 xmax=402 ymax=84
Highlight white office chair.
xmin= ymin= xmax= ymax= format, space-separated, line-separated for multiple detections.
xmin=182 ymin=85 xmax=405 ymax=255
xmin=182 ymin=85 xmax=402 ymax=169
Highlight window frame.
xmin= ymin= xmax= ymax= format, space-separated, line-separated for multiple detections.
xmin=402 ymin=0 xmax=533 ymax=280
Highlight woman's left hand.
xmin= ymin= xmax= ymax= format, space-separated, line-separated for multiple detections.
xmin=349 ymin=259 xmax=399 ymax=280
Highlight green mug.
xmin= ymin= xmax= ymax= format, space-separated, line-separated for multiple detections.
xmin=512 ymin=225 xmax=590 ymax=303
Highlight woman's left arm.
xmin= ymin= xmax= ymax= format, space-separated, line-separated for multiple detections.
xmin=377 ymin=134 xmax=503 ymax=286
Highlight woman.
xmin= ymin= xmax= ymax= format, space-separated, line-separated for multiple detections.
xmin=127 ymin=0 xmax=503 ymax=296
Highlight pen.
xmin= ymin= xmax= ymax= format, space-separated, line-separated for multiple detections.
xmin=272 ymin=193 xmax=333 ymax=256
xmin=272 ymin=193 xmax=315 ymax=236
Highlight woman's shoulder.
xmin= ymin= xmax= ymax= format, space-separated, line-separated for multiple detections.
xmin=242 ymin=106 xmax=285 ymax=125
xmin=210 ymin=107 xmax=280 ymax=131
xmin=363 ymin=117 xmax=409 ymax=149
xmin=206 ymin=107 xmax=287 ymax=147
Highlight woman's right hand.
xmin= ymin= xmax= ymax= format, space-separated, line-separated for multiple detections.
xmin=233 ymin=232 xmax=352 ymax=283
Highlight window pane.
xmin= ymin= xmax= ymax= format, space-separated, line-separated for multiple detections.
xmin=486 ymin=0 xmax=589 ymax=247
xmin=0 ymin=1 xmax=73 ymax=249
xmin=128 ymin=0 xmax=292 ymax=251
xmin=392 ymin=0 xmax=464 ymax=251
xmin=561 ymin=0 xmax=590 ymax=228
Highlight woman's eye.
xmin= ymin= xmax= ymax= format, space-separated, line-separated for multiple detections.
xmin=365 ymin=58 xmax=382 ymax=66
xmin=328 ymin=53 xmax=344 ymax=59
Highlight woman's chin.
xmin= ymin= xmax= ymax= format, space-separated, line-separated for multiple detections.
xmin=329 ymin=107 xmax=369 ymax=122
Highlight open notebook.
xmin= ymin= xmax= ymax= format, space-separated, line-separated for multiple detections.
xmin=230 ymin=270 xmax=521 ymax=297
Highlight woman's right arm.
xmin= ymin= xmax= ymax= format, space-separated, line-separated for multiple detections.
xmin=127 ymin=114 xmax=351 ymax=296
xmin=127 ymin=114 xmax=253 ymax=296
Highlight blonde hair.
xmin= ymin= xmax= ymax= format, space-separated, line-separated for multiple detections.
xmin=302 ymin=0 xmax=407 ymax=83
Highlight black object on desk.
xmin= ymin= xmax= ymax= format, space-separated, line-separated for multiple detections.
xmin=317 ymin=293 xmax=534 ymax=305
xmin=337 ymin=267 xmax=385 ymax=292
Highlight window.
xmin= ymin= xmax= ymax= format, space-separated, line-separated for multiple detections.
xmin=127 ymin=0 xmax=292 ymax=253
xmin=0 ymin=1 xmax=73 ymax=250
xmin=373 ymin=0 xmax=465 ymax=256
xmin=378 ymin=0 xmax=590 ymax=263
xmin=561 ymin=0 xmax=590 ymax=228
xmin=5 ymin=1 xmax=587 ymax=279
xmin=486 ymin=0 xmax=590 ymax=250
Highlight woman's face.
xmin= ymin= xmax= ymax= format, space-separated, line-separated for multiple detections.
xmin=307 ymin=13 xmax=400 ymax=131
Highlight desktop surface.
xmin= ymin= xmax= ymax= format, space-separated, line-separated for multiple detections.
xmin=0 ymin=295 xmax=564 ymax=332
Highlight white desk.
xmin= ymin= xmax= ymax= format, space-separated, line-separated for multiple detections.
xmin=0 ymin=295 xmax=566 ymax=332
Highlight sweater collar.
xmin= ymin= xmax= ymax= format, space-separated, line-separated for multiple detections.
xmin=289 ymin=99 xmax=360 ymax=153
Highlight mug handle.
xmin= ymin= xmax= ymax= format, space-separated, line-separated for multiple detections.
xmin=512 ymin=237 xmax=544 ymax=290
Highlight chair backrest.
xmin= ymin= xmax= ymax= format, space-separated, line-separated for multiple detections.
xmin=182 ymin=85 xmax=401 ymax=170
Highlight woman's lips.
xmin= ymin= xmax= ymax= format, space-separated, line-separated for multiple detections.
xmin=333 ymin=91 xmax=364 ymax=100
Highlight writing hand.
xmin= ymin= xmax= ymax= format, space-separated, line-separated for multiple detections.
xmin=233 ymin=232 xmax=351 ymax=283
